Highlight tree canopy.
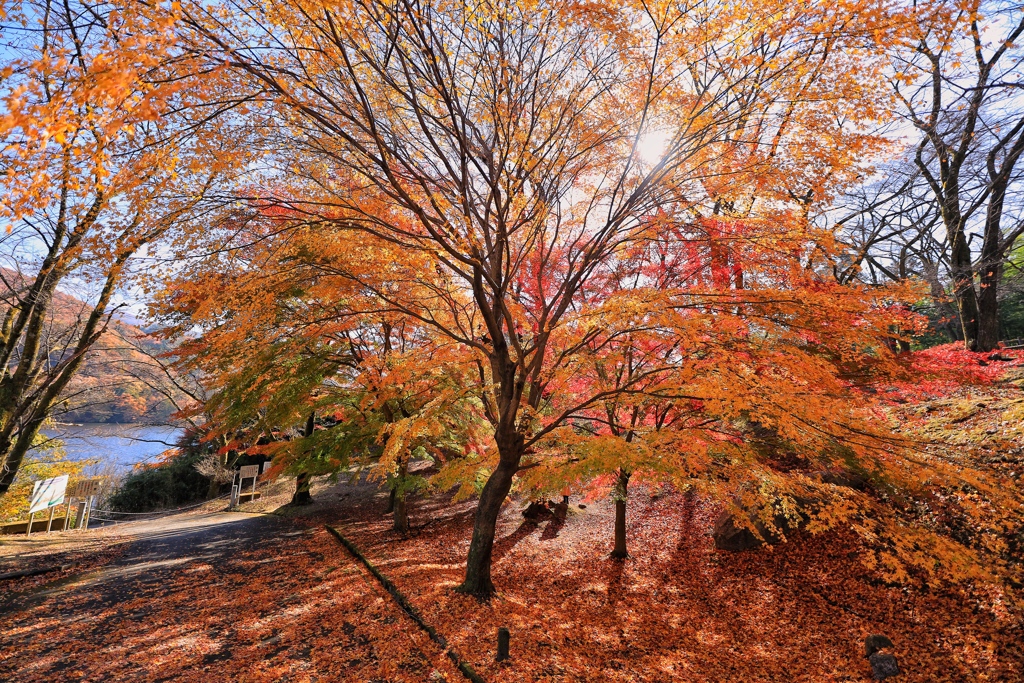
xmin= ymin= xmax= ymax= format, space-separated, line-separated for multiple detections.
xmin=1 ymin=0 xmax=1022 ymax=600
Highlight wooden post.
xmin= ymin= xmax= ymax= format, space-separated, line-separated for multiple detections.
xmin=497 ymin=627 xmax=510 ymax=662
xmin=63 ymin=498 xmax=72 ymax=531
xmin=46 ymin=506 xmax=55 ymax=533
xmin=75 ymin=501 xmax=87 ymax=530
xmin=83 ymin=496 xmax=95 ymax=530
xmin=26 ymin=512 xmax=34 ymax=536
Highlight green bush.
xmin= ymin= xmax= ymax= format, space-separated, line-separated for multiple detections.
xmin=1000 ymin=290 xmax=1024 ymax=340
xmin=106 ymin=451 xmax=210 ymax=512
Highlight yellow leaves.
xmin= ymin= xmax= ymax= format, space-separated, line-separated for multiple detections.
xmin=0 ymin=435 xmax=85 ymax=523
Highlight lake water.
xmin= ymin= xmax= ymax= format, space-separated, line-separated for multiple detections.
xmin=41 ymin=424 xmax=184 ymax=473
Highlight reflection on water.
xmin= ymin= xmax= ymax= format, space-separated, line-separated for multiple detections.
xmin=39 ymin=423 xmax=184 ymax=472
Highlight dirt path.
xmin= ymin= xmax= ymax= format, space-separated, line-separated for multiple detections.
xmin=0 ymin=508 xmax=463 ymax=682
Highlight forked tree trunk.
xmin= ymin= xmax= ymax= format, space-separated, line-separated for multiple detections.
xmin=974 ymin=130 xmax=1021 ymax=353
xmin=611 ymin=468 xmax=631 ymax=559
xmin=456 ymin=433 xmax=523 ymax=597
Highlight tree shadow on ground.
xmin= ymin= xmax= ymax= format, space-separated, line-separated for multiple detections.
xmin=539 ymin=502 xmax=568 ymax=541
xmin=492 ymin=520 xmax=539 ymax=564
xmin=0 ymin=518 xmax=464 ymax=683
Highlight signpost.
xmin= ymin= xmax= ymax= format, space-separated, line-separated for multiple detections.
xmin=239 ymin=465 xmax=260 ymax=496
xmin=84 ymin=495 xmax=96 ymax=530
xmin=62 ymin=479 xmax=101 ymax=532
xmin=27 ymin=476 xmax=68 ymax=536
xmin=74 ymin=501 xmax=88 ymax=529
xmin=68 ymin=479 xmax=100 ymax=499
xmin=230 ymin=465 xmax=260 ymax=507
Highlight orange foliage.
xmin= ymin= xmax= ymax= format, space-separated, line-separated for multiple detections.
xmin=149 ymin=0 xmax=1024 ymax=593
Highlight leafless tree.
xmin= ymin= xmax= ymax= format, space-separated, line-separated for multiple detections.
xmin=892 ymin=0 xmax=1024 ymax=350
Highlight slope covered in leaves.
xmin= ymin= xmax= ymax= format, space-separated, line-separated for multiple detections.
xmin=1 ymin=458 xmax=1020 ymax=682
xmin=306 ymin=473 xmax=1022 ymax=682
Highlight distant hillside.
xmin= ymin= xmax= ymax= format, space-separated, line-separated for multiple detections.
xmin=60 ymin=321 xmax=179 ymax=424
xmin=1 ymin=269 xmax=179 ymax=424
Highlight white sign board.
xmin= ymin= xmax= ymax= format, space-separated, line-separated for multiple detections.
xmin=29 ymin=475 xmax=68 ymax=515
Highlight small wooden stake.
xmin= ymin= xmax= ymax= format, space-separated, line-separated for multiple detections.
xmin=497 ymin=627 xmax=510 ymax=662
xmin=83 ymin=496 xmax=95 ymax=530
xmin=74 ymin=501 xmax=87 ymax=530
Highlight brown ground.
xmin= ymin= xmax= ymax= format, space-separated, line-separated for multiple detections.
xmin=0 ymin=508 xmax=463 ymax=682
xmin=303 ymin=476 xmax=1023 ymax=683
xmin=1 ymin=465 xmax=1021 ymax=682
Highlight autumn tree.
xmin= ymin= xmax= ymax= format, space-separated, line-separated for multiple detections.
xmin=889 ymin=0 xmax=1024 ymax=350
xmin=154 ymin=208 xmax=488 ymax=530
xmin=0 ymin=0 xmax=252 ymax=496
xmin=172 ymin=0 xmax=930 ymax=595
xmin=497 ymin=0 xmax=916 ymax=560
xmin=0 ymin=425 xmax=84 ymax=522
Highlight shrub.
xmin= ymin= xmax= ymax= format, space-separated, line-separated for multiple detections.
xmin=106 ymin=450 xmax=210 ymax=512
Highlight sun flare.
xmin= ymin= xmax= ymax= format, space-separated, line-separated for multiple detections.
xmin=636 ymin=130 xmax=673 ymax=166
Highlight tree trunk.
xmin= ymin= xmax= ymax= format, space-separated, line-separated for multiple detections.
xmin=977 ymin=261 xmax=1001 ymax=352
xmin=0 ymin=251 xmax=118 ymax=495
xmin=925 ymin=144 xmax=979 ymax=350
xmin=392 ymin=459 xmax=409 ymax=533
xmin=611 ymin=468 xmax=631 ymax=559
xmin=976 ymin=174 xmax=1011 ymax=352
xmin=291 ymin=412 xmax=315 ymax=505
xmin=292 ymin=471 xmax=313 ymax=505
xmin=949 ymin=230 xmax=981 ymax=350
xmin=0 ymin=415 xmax=45 ymax=494
xmin=386 ymin=486 xmax=396 ymax=514
xmin=393 ymin=489 xmax=408 ymax=533
xmin=456 ymin=434 xmax=523 ymax=597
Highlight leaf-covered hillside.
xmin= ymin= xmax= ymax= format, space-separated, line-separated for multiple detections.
xmin=1 ymin=269 xmax=176 ymax=424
